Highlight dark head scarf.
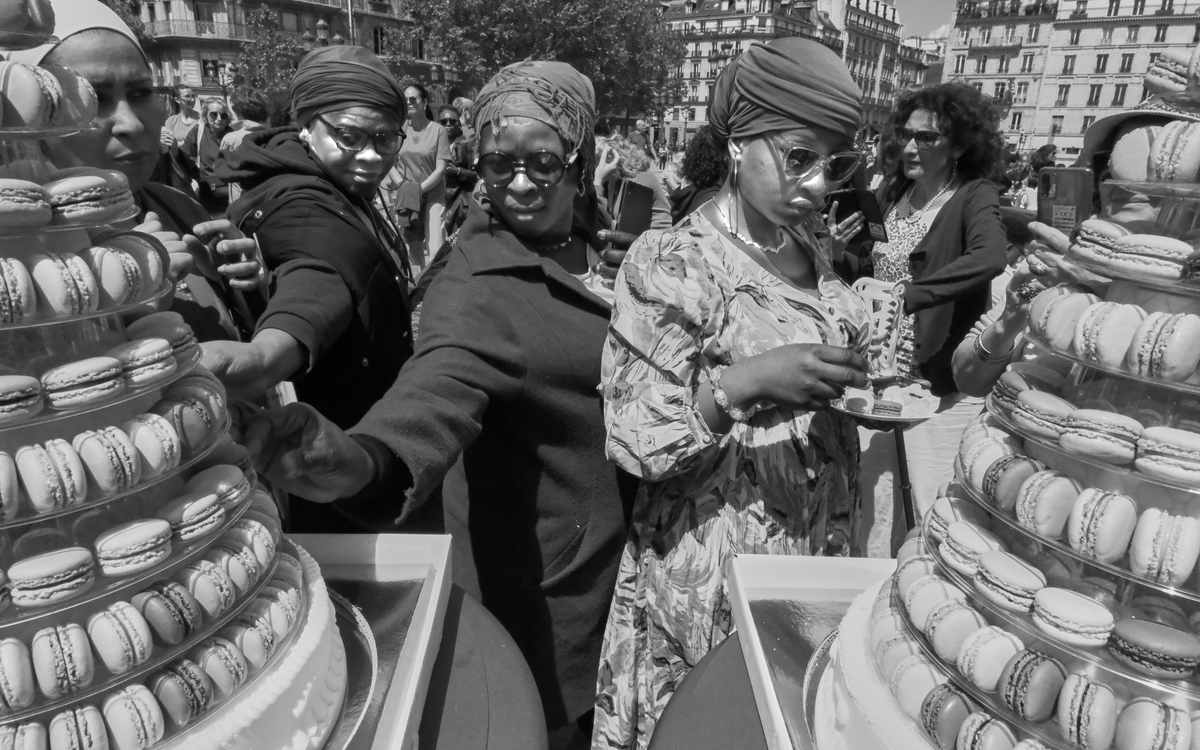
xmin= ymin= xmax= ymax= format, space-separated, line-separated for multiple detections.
xmin=290 ymin=46 xmax=405 ymax=127
xmin=709 ymin=38 xmax=862 ymax=146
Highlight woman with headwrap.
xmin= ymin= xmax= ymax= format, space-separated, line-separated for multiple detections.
xmin=9 ymin=0 xmax=260 ymax=343
xmin=591 ymin=38 xmax=872 ymax=748
xmin=239 ymin=61 xmax=639 ymax=736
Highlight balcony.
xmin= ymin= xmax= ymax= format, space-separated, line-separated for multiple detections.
xmin=955 ymin=1 xmax=1057 ymax=22
xmin=143 ymin=19 xmax=249 ymax=41
xmin=969 ymin=35 xmax=1023 ymax=48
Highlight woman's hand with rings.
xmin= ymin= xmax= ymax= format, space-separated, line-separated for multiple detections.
xmin=192 ymin=219 xmax=263 ymax=291
xmin=826 ymin=202 xmax=864 ymax=257
xmin=1004 ymin=258 xmax=1049 ymax=316
xmin=725 ymin=343 xmax=869 ymax=413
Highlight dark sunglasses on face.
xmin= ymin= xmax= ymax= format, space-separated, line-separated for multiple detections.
xmin=895 ymin=127 xmax=944 ymax=149
xmin=766 ymin=134 xmax=861 ymax=184
xmin=208 ymin=112 xmax=229 ymax=120
xmin=476 ymin=151 xmax=576 ymax=188
xmin=316 ymin=115 xmax=404 ymax=155
xmin=439 ymin=118 xmax=460 ymax=127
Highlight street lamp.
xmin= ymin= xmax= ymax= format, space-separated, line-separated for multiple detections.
xmin=316 ymin=18 xmax=329 ymax=45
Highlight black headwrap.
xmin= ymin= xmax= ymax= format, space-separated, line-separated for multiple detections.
xmin=709 ymin=38 xmax=862 ymax=145
xmin=290 ymin=46 xmax=406 ymax=126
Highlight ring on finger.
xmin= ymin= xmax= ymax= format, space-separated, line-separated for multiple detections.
xmin=1017 ymin=281 xmax=1041 ymax=300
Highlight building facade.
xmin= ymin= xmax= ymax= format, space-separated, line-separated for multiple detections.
xmin=949 ymin=0 xmax=1200 ymax=160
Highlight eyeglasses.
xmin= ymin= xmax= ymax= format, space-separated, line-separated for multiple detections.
xmin=439 ymin=118 xmax=460 ymax=127
xmin=405 ymin=96 xmax=422 ymax=103
xmin=766 ymin=134 xmax=861 ymax=184
xmin=207 ymin=112 xmax=229 ymax=120
xmin=316 ymin=115 xmax=404 ymax=155
xmin=895 ymin=127 xmax=944 ymax=149
xmin=476 ymin=151 xmax=576 ymax=188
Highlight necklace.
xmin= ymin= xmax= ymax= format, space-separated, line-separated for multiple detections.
xmin=902 ymin=172 xmax=955 ymax=225
xmin=714 ymin=200 xmax=786 ymax=253
xmin=533 ymin=235 xmax=573 ymax=251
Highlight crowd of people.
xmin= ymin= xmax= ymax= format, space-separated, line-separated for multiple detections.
xmin=24 ymin=1 xmax=1091 ymax=747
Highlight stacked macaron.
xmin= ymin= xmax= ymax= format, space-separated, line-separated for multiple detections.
xmin=42 ymin=167 xmax=134 ymax=227
xmin=0 ymin=0 xmax=55 ymax=50
xmin=0 ymin=60 xmax=97 ymax=129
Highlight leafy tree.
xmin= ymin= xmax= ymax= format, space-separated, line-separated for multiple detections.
xmin=232 ymin=5 xmax=308 ymax=119
xmin=99 ymin=0 xmax=149 ymax=45
xmin=406 ymin=0 xmax=684 ymax=116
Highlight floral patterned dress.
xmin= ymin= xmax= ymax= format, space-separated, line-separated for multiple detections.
xmin=870 ymin=197 xmax=930 ymax=379
xmin=591 ymin=210 xmax=872 ymax=750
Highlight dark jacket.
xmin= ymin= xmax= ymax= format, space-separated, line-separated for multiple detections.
xmin=669 ymin=182 xmax=718 ymax=225
xmin=838 ymin=178 xmax=1007 ymax=395
xmin=216 ymin=127 xmax=413 ymax=429
xmin=340 ymin=204 xmax=638 ymax=727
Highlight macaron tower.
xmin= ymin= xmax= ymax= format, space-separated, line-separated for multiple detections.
xmin=0 ymin=22 xmax=346 ymax=750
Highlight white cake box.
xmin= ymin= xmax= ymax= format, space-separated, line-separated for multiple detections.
xmin=293 ymin=533 xmax=452 ymax=750
xmin=728 ymin=555 xmax=896 ymax=750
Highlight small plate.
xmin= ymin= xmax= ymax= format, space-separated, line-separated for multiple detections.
xmin=0 ymin=122 xmax=99 ymax=140
xmin=0 ymin=30 xmax=60 ymax=51
xmin=831 ymin=401 xmax=935 ymax=424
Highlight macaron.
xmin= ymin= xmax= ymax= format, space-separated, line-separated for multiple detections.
xmin=0 ymin=256 xmax=36 ymax=325
xmin=94 ymin=519 xmax=171 ymax=577
xmin=0 ymin=451 xmax=23 ymax=522
xmin=1071 ymin=219 xmax=1132 ymax=262
xmin=997 ymin=649 xmax=1066 ymax=723
xmin=956 ymin=625 xmax=1023 ymax=692
xmin=1132 ymin=595 xmax=1189 ymax=631
xmin=869 ymin=607 xmax=905 ymax=652
xmin=1125 ymin=312 xmax=1200 ymax=382
xmin=131 ymin=580 xmax=202 ymax=647
xmin=43 ymin=167 xmax=134 ymax=226
xmin=1057 ymin=673 xmax=1117 ymax=750
xmin=906 ymin=575 xmax=966 ymax=634
xmin=189 ymin=637 xmax=247 ymax=700
xmin=0 ymin=723 xmax=48 ymax=750
xmin=920 ymin=683 xmax=974 ymax=750
xmin=1136 ymin=426 xmax=1200 ymax=484
xmin=27 ymin=251 xmax=98 ymax=318
xmin=71 ymin=426 xmax=141 ymax=498
xmin=1059 ymin=409 xmax=1144 ymax=465
xmin=961 ymin=422 xmax=1022 ymax=455
xmin=175 ymin=559 xmax=235 ymax=618
xmin=101 ymin=683 xmax=164 ymax=750
xmin=8 ymin=546 xmax=95 ymax=608
xmin=259 ymin=584 xmax=300 ymax=632
xmin=125 ymin=311 xmax=198 ymax=362
xmin=897 ymin=535 xmax=929 ymax=567
xmin=120 ymin=413 xmax=181 ymax=480
xmin=0 ymin=375 xmax=43 ymax=426
xmin=87 ymin=601 xmax=153 ymax=676
xmin=15 ymin=439 xmax=87 ymax=513
xmin=222 ymin=518 xmax=276 ymax=568
xmin=1032 ymin=587 xmax=1114 ymax=648
xmin=1030 ymin=288 xmax=1101 ymax=349
xmin=974 ymin=550 xmax=1046 ymax=613
xmin=875 ymin=630 xmax=922 ymax=677
xmin=897 ymin=554 xmax=938 ymax=599
xmin=1012 ymin=391 xmax=1077 ymax=442
xmin=1129 ymin=508 xmax=1200 ymax=585
xmin=77 ymin=243 xmax=142 ymax=309
xmin=942 ymin=521 xmax=1006 ymax=577
xmin=1074 ymin=302 xmax=1146 ymax=368
xmin=1114 ymin=698 xmax=1191 ymax=750
xmin=31 ymin=623 xmax=94 ymax=699
xmin=150 ymin=396 xmax=215 ymax=455
xmin=955 ymin=711 xmax=1016 ymax=750
xmin=0 ymin=178 xmax=51 ymax=228
xmin=157 ymin=491 xmax=225 ymax=543
xmin=105 ymin=337 xmax=176 ymax=388
xmin=1066 ymin=489 xmax=1137 ymax=564
xmin=273 ymin=551 xmax=304 ymax=590
xmin=206 ymin=544 xmax=258 ymax=595
xmin=40 ymin=356 xmax=124 ymax=409
xmin=49 ymin=705 xmax=106 ymax=750
xmin=185 ymin=464 xmax=250 ymax=509
xmin=1015 ymin=470 xmax=1082 ymax=539
xmin=1111 ymin=233 xmax=1193 ymax=281
xmin=963 ymin=438 xmax=1020 ymax=492
xmin=148 ymin=658 xmax=213 ymax=729
xmin=38 ymin=65 xmax=96 ymax=127
xmin=219 ymin=612 xmax=277 ymax=670
xmin=90 ymin=230 xmax=166 ymax=295
xmin=889 ymin=654 xmax=946 ymax=718
xmin=0 ymin=637 xmax=35 ymax=713
xmin=981 ymin=455 xmax=1045 ymax=512
xmin=12 ymin=528 xmax=67 ymax=561
xmin=930 ymin=494 xmax=989 ymax=545
xmin=926 ymin=598 xmax=987 ymax=663
xmin=1108 ymin=618 xmax=1200 ymax=679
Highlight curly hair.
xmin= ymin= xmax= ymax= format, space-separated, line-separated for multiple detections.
xmin=680 ymin=125 xmax=729 ymax=190
xmin=609 ymin=134 xmax=652 ymax=177
xmin=879 ymin=83 xmax=1006 ymax=204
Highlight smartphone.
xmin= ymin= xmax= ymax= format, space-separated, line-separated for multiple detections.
xmin=615 ymin=179 xmax=655 ymax=237
xmin=830 ymin=188 xmax=888 ymax=243
xmin=1036 ymin=167 xmax=1093 ymax=234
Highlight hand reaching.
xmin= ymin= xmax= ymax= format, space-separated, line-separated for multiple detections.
xmin=192 ymin=219 xmax=263 ymax=292
xmin=826 ymin=201 xmax=864 ymax=258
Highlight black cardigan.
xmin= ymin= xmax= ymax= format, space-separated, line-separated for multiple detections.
xmin=840 ymin=178 xmax=1008 ymax=394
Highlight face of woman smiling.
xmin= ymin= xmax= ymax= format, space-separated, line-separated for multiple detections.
xmin=301 ymin=106 xmax=401 ymax=199
xmin=734 ymin=126 xmax=850 ymax=226
xmin=478 ymin=118 xmax=579 ymax=242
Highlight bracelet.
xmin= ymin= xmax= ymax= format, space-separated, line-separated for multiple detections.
xmin=711 ymin=367 xmax=757 ymax=423
xmin=973 ymin=332 xmax=1015 ymax=365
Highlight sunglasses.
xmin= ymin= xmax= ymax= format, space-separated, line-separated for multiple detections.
xmin=316 ymin=115 xmax=404 ymax=155
xmin=766 ymin=134 xmax=861 ymax=184
xmin=895 ymin=127 xmax=944 ymax=149
xmin=208 ymin=112 xmax=229 ymax=120
xmin=476 ymin=151 xmax=576 ymax=188
xmin=439 ymin=118 xmax=460 ymax=127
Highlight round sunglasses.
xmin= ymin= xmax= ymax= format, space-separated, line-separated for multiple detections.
xmin=476 ymin=151 xmax=576 ymax=188
xmin=766 ymin=134 xmax=861 ymax=184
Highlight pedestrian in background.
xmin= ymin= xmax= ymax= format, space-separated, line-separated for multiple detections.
xmin=438 ymin=103 xmax=476 ymax=235
xmin=384 ymin=83 xmax=449 ymax=270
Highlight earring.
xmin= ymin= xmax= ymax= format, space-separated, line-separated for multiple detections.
xmin=577 ymin=178 xmax=587 ymax=197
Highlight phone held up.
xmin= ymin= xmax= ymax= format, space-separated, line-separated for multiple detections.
xmin=1036 ymin=167 xmax=1093 ymax=235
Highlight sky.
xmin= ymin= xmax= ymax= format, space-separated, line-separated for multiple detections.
xmin=898 ymin=0 xmax=957 ymax=38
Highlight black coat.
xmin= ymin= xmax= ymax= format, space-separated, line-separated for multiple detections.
xmin=342 ymin=204 xmax=638 ymax=727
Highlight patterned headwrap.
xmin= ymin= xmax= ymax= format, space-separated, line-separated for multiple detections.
xmin=290 ymin=46 xmax=406 ymax=127
xmin=472 ymin=60 xmax=597 ymax=185
xmin=709 ymin=38 xmax=862 ymax=146
xmin=7 ymin=0 xmax=144 ymax=66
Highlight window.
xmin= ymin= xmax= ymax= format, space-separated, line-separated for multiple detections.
xmin=162 ymin=0 xmax=170 ymax=17
xmin=1021 ymin=53 xmax=1035 ymax=72
xmin=1052 ymin=115 xmax=1064 ymax=134
xmin=1108 ymin=0 xmax=1121 ymax=14
xmin=1113 ymin=83 xmax=1128 ymax=104
xmin=1096 ymin=53 xmax=1109 ymax=72
xmin=976 ymin=56 xmax=987 ymax=73
xmin=1120 ymin=53 xmax=1135 ymax=71
xmin=1128 ymin=25 xmax=1139 ymax=41
xmin=1082 ymin=115 xmax=1096 ymax=132
xmin=1161 ymin=0 xmax=1174 ymax=10
xmin=1194 ymin=23 xmax=1200 ymax=43
xmin=1056 ymin=84 xmax=1071 ymax=105
xmin=1155 ymin=24 xmax=1167 ymax=42
xmin=1074 ymin=0 xmax=1087 ymax=12
xmin=1069 ymin=28 xmax=1081 ymax=44
xmin=146 ymin=3 xmax=156 ymax=21
xmin=1016 ymin=81 xmax=1029 ymax=102
xmin=994 ymin=82 xmax=1007 ymax=97
xmin=1133 ymin=0 xmax=1146 ymax=10
xmin=1101 ymin=27 xmax=1114 ymax=43
xmin=1005 ymin=24 xmax=1017 ymax=41
xmin=1028 ymin=24 xmax=1039 ymax=42
xmin=1088 ymin=84 xmax=1103 ymax=104
xmin=980 ymin=26 xmax=992 ymax=43
xmin=1150 ymin=52 xmax=1159 ymax=65
xmin=998 ymin=55 xmax=1009 ymax=73
xmin=973 ymin=82 xmax=983 ymax=91
xmin=1063 ymin=55 xmax=1076 ymax=74
xmin=372 ymin=26 xmax=386 ymax=54
xmin=1010 ymin=111 xmax=1023 ymax=130
xmin=691 ymin=62 xmax=699 ymax=77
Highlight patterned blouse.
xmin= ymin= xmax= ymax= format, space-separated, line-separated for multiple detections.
xmin=591 ymin=209 xmax=871 ymax=750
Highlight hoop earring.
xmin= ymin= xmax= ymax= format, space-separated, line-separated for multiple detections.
xmin=731 ymin=158 xmax=740 ymax=235
xmin=577 ymin=178 xmax=587 ymax=197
